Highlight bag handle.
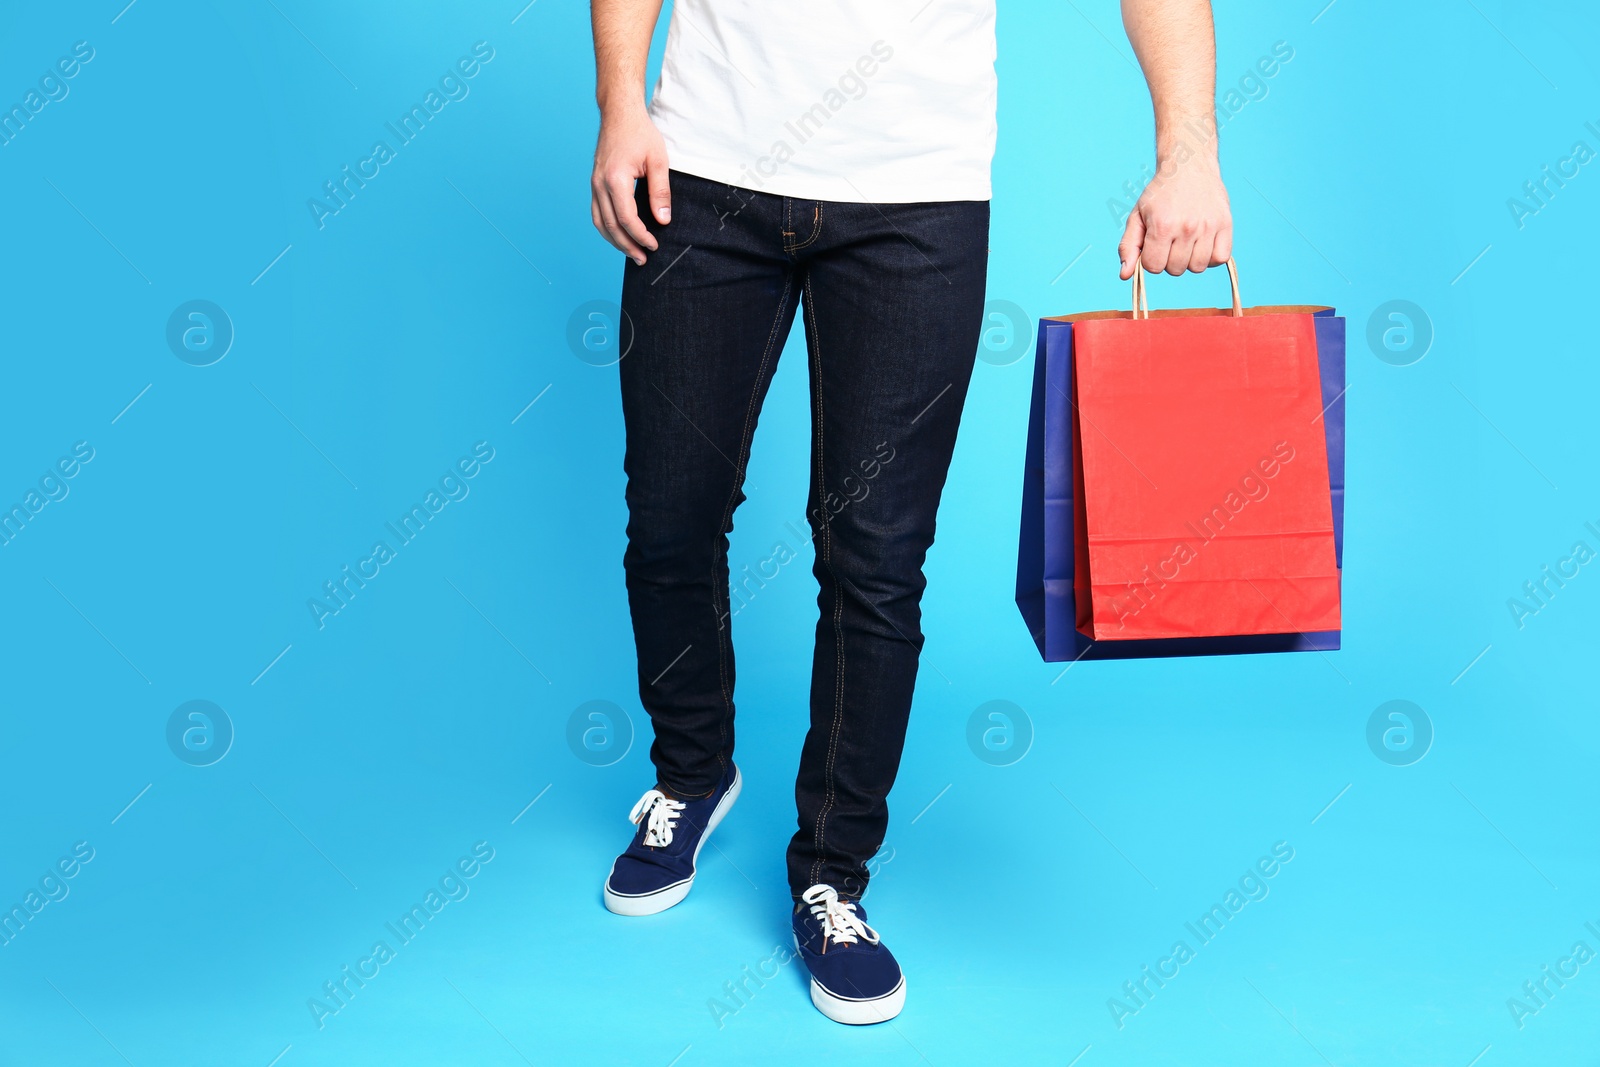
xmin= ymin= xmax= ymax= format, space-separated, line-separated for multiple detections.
xmin=1131 ymin=257 xmax=1243 ymax=319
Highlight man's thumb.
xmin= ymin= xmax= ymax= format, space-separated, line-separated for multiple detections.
xmin=1117 ymin=210 xmax=1145 ymax=280
xmin=646 ymin=152 xmax=672 ymax=224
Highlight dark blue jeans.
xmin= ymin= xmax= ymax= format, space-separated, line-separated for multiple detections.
xmin=618 ymin=170 xmax=989 ymax=898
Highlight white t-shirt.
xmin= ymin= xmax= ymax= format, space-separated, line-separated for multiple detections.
xmin=647 ymin=0 xmax=997 ymax=203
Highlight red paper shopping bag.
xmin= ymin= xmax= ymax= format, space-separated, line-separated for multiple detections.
xmin=1069 ymin=261 xmax=1341 ymax=641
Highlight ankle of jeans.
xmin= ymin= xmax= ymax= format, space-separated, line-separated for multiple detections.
xmin=657 ymin=754 xmax=731 ymax=801
xmin=791 ymin=870 xmax=871 ymax=903
xmin=658 ymin=779 xmax=716 ymax=801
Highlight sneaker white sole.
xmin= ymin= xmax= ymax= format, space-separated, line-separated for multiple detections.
xmin=808 ymin=973 xmax=907 ymax=1025
xmin=603 ymin=767 xmax=742 ymax=916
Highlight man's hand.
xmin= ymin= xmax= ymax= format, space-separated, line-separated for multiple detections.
xmin=1119 ymin=0 xmax=1231 ymax=280
xmin=1118 ymin=154 xmax=1232 ymax=279
xmin=591 ymin=106 xmax=671 ymax=266
xmin=590 ymin=0 xmax=668 ymax=264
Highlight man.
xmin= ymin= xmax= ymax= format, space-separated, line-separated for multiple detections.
xmin=589 ymin=0 xmax=1232 ymax=1024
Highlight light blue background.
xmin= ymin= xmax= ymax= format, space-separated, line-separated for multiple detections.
xmin=1 ymin=1 xmax=1596 ymax=1064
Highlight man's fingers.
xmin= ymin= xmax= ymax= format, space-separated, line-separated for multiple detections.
xmin=645 ymin=153 xmax=672 ymax=225
xmin=607 ymin=173 xmax=658 ymax=254
xmin=1162 ymin=230 xmax=1196 ymax=276
xmin=591 ymin=186 xmax=615 ymax=248
xmin=1119 ymin=200 xmax=1236 ymax=278
xmin=594 ymin=183 xmax=647 ymax=264
xmin=1140 ymin=232 xmax=1174 ymax=278
xmin=1118 ymin=210 xmax=1146 ymax=280
xmin=598 ymin=182 xmax=649 ymax=264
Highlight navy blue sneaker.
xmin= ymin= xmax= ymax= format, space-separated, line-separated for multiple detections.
xmin=602 ymin=764 xmax=741 ymax=915
xmin=792 ymin=884 xmax=906 ymax=1024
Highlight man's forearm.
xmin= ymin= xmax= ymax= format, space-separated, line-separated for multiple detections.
xmin=1114 ymin=0 xmax=1231 ymax=277
xmin=592 ymin=0 xmax=664 ymax=117
xmin=1121 ymin=0 xmax=1218 ymax=168
xmin=590 ymin=0 xmax=671 ymax=262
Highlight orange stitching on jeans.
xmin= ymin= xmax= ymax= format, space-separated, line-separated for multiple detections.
xmin=788 ymin=203 xmax=824 ymax=254
xmin=802 ymin=280 xmax=846 ymax=889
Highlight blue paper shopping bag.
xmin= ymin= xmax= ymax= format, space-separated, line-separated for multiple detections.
xmin=1014 ymin=272 xmax=1346 ymax=662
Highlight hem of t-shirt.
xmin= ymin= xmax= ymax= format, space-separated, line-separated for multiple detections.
xmin=661 ymin=153 xmax=993 ymax=205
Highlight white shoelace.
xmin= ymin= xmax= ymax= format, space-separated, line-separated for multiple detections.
xmin=628 ymin=789 xmax=686 ymax=847
xmin=802 ymin=884 xmax=880 ymax=949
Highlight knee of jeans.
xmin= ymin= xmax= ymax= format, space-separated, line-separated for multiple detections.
xmin=625 ymin=507 xmax=723 ymax=573
xmin=813 ymin=517 xmax=932 ymax=608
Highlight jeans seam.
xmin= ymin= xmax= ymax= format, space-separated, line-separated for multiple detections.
xmin=709 ymin=268 xmax=795 ymax=781
xmin=803 ymin=281 xmax=845 ymax=891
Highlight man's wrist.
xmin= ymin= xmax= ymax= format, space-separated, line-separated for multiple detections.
xmin=596 ymin=82 xmax=649 ymax=122
xmin=1154 ymin=147 xmax=1220 ymax=175
xmin=1154 ymin=112 xmax=1220 ymax=167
